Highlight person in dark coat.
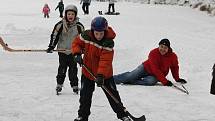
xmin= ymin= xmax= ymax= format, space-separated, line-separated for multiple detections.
xmin=55 ymin=0 xmax=64 ymax=18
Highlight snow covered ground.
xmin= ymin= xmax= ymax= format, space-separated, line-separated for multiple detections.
xmin=0 ymin=0 xmax=215 ymax=121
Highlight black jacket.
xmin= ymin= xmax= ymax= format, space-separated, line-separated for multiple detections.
xmin=55 ymin=1 xmax=64 ymax=12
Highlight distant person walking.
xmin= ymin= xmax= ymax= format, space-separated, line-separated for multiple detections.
xmin=80 ymin=0 xmax=91 ymax=14
xmin=55 ymin=0 xmax=64 ymax=18
xmin=42 ymin=3 xmax=50 ymax=18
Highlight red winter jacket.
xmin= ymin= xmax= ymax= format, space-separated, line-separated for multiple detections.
xmin=72 ymin=27 xmax=116 ymax=80
xmin=143 ymin=48 xmax=179 ymax=85
xmin=43 ymin=6 xmax=50 ymax=14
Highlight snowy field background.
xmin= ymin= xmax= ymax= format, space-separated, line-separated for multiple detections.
xmin=0 ymin=0 xmax=215 ymax=121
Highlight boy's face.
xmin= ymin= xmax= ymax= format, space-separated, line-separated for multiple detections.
xmin=159 ymin=44 xmax=169 ymax=55
xmin=66 ymin=11 xmax=76 ymax=23
xmin=93 ymin=31 xmax=105 ymax=41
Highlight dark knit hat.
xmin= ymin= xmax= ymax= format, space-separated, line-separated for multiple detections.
xmin=159 ymin=38 xmax=170 ymax=48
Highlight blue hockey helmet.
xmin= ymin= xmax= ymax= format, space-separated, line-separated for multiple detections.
xmin=91 ymin=16 xmax=108 ymax=32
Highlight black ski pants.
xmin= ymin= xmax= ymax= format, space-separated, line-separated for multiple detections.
xmin=82 ymin=3 xmax=90 ymax=14
xmin=56 ymin=53 xmax=78 ymax=87
xmin=108 ymin=3 xmax=115 ymax=13
xmin=77 ymin=75 xmax=127 ymax=119
xmin=44 ymin=13 xmax=49 ymax=18
xmin=59 ymin=10 xmax=63 ymax=18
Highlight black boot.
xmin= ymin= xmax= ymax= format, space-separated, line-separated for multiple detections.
xmin=72 ymin=86 xmax=79 ymax=94
xmin=74 ymin=116 xmax=88 ymax=121
xmin=56 ymin=84 xmax=63 ymax=95
xmin=98 ymin=11 xmax=103 ymax=15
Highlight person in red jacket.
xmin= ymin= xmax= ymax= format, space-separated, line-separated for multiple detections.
xmin=72 ymin=16 xmax=131 ymax=121
xmin=114 ymin=38 xmax=187 ymax=86
xmin=42 ymin=3 xmax=50 ymax=18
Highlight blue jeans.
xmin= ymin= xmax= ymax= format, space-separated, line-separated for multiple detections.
xmin=114 ymin=64 xmax=158 ymax=86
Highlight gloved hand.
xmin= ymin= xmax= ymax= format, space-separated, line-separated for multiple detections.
xmin=95 ymin=74 xmax=104 ymax=87
xmin=177 ymin=78 xmax=187 ymax=84
xmin=166 ymin=80 xmax=173 ymax=86
xmin=46 ymin=46 xmax=54 ymax=53
xmin=74 ymin=54 xmax=83 ymax=66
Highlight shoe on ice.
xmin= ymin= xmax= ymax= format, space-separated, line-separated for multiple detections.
xmin=56 ymin=84 xmax=63 ymax=92
xmin=74 ymin=116 xmax=88 ymax=121
xmin=72 ymin=86 xmax=79 ymax=94
xmin=120 ymin=116 xmax=132 ymax=121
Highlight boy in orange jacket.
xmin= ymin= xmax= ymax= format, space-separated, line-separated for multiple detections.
xmin=72 ymin=16 xmax=131 ymax=121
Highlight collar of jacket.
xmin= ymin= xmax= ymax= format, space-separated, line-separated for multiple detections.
xmin=62 ymin=17 xmax=79 ymax=33
xmin=80 ymin=29 xmax=115 ymax=49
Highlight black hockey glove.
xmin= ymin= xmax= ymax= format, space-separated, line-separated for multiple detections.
xmin=95 ymin=74 xmax=104 ymax=87
xmin=177 ymin=78 xmax=187 ymax=84
xmin=46 ymin=46 xmax=54 ymax=53
xmin=74 ymin=54 xmax=83 ymax=66
xmin=166 ymin=81 xmax=173 ymax=86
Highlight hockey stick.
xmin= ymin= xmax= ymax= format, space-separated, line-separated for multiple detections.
xmin=0 ymin=37 xmax=70 ymax=52
xmin=172 ymin=84 xmax=189 ymax=95
xmin=82 ymin=64 xmax=146 ymax=121
xmin=0 ymin=37 xmax=13 ymax=51
xmin=2 ymin=49 xmax=69 ymax=52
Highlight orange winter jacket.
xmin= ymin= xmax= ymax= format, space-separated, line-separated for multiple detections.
xmin=72 ymin=27 xmax=116 ymax=80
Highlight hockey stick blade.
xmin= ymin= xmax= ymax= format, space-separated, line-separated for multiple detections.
xmin=126 ymin=111 xmax=146 ymax=121
xmin=181 ymin=85 xmax=189 ymax=95
xmin=0 ymin=37 xmax=13 ymax=51
xmin=173 ymin=84 xmax=189 ymax=95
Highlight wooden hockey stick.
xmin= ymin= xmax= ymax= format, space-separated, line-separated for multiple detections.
xmin=0 ymin=37 xmax=69 ymax=52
